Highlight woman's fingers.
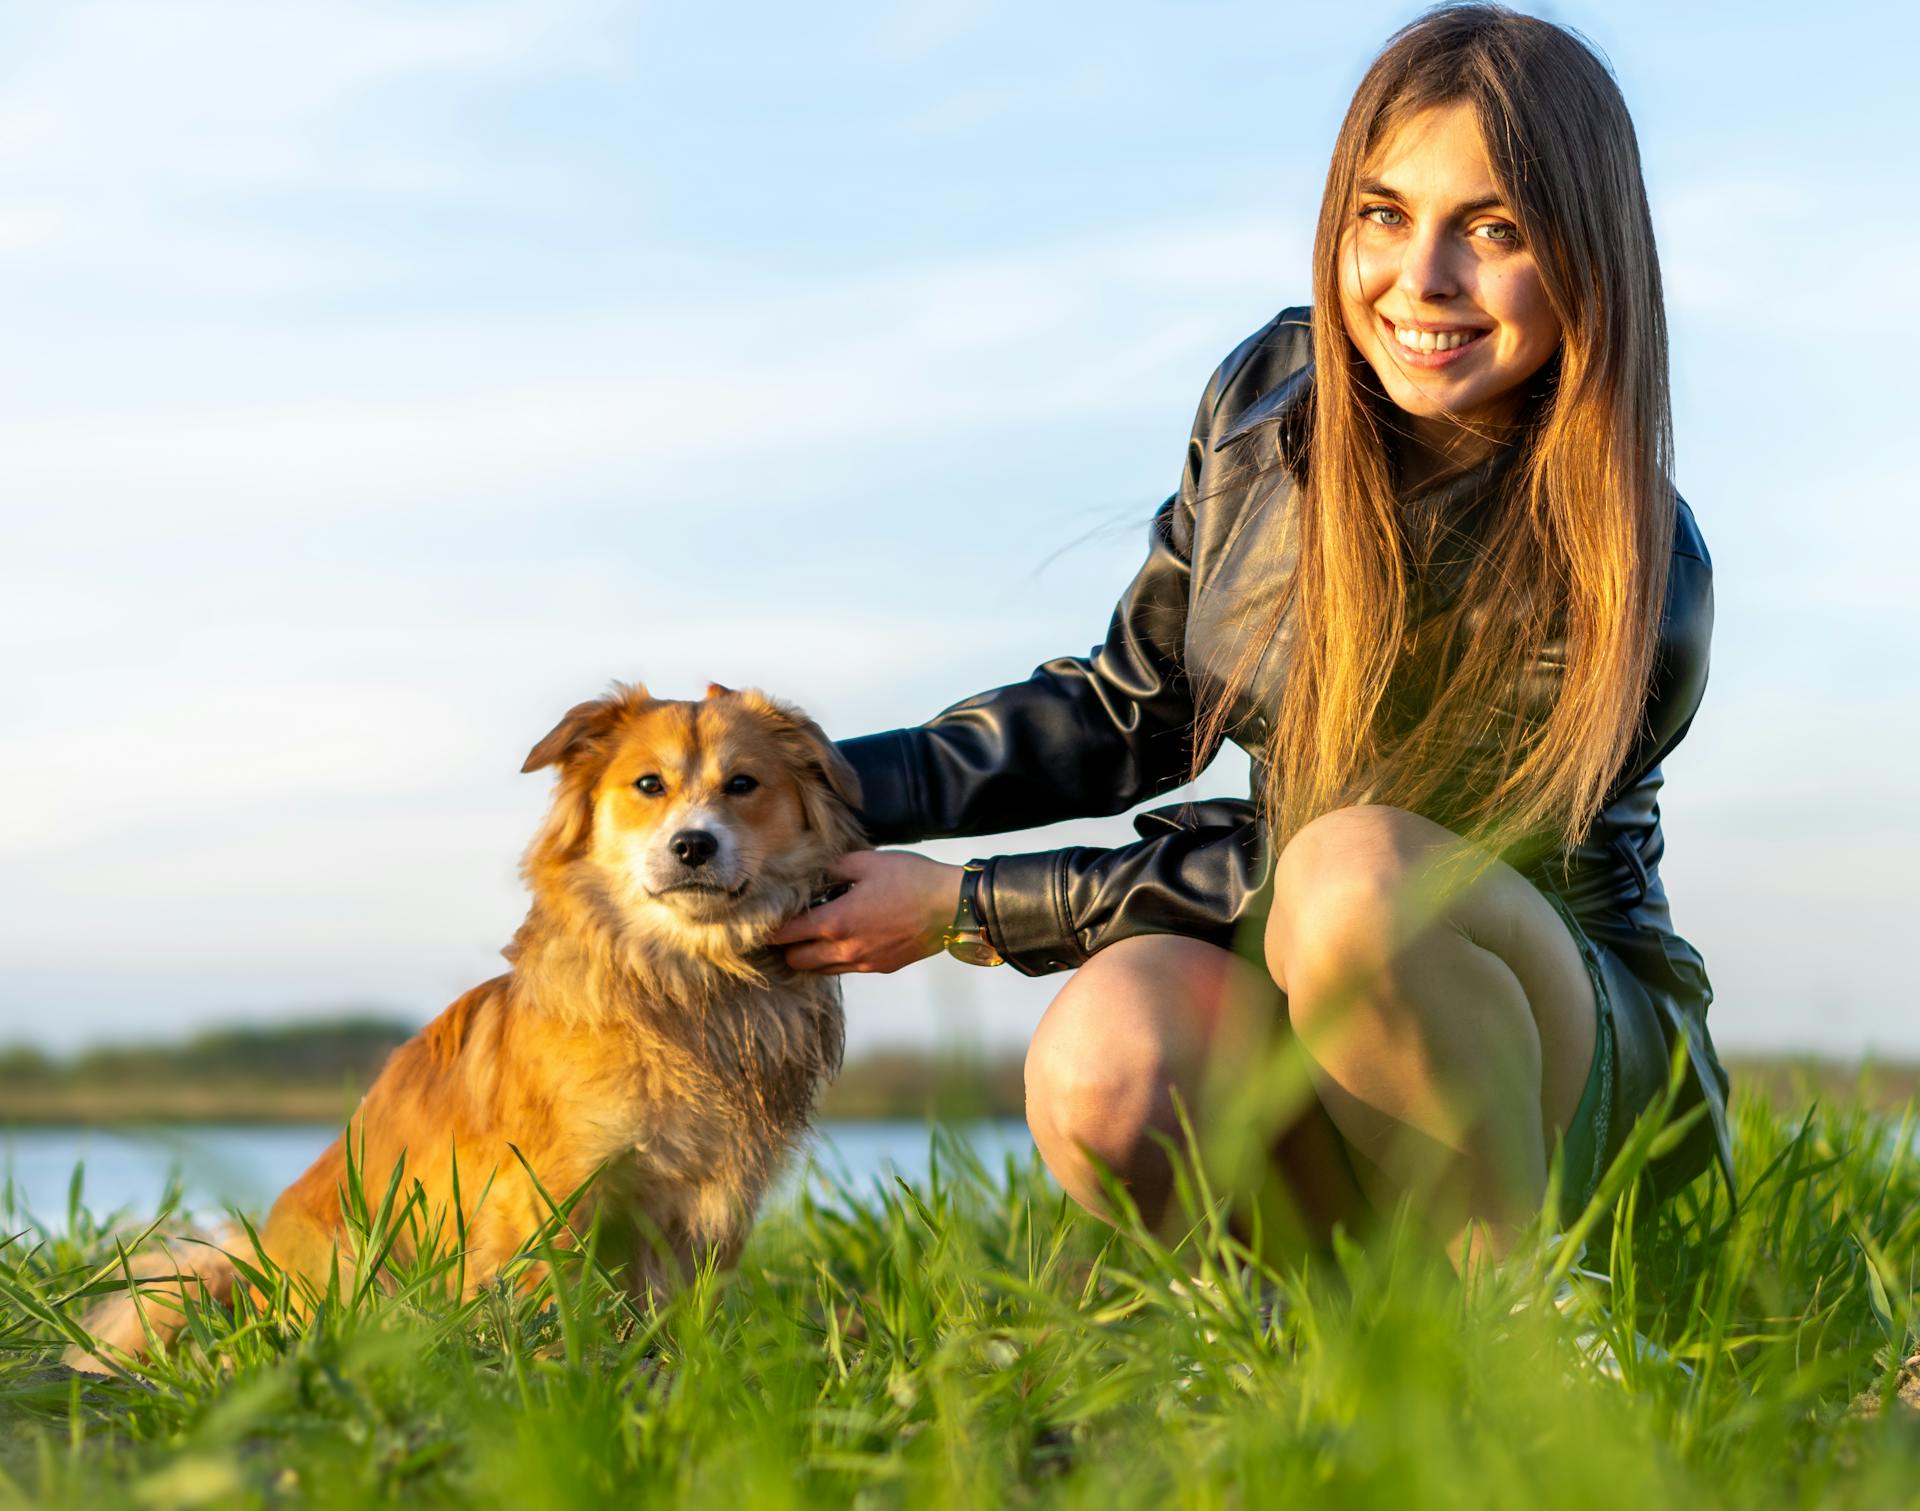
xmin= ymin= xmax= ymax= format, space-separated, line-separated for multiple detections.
xmin=782 ymin=941 xmax=838 ymax=971
xmin=767 ymin=895 xmax=848 ymax=947
xmin=785 ymin=930 xmax=896 ymax=973
xmin=778 ymin=898 xmax=899 ymax=972
xmin=772 ymin=849 xmax=964 ymax=974
xmin=766 ymin=915 xmax=807 ymax=946
xmin=825 ymin=850 xmax=879 ymax=882
xmin=769 ymin=850 xmax=882 ymax=946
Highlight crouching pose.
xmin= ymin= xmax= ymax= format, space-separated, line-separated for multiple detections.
xmin=773 ymin=6 xmax=1728 ymax=1266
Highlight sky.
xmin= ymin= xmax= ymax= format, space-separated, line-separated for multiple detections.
xmin=1 ymin=0 xmax=1916 ymax=1059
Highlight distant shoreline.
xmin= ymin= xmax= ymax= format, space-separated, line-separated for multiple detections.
xmin=2 ymin=1048 xmax=1913 ymax=1128
xmin=0 ymin=1087 xmax=1026 ymax=1128
xmin=1 ymin=1085 xmax=376 ymax=1129
xmin=0 ymin=1021 xmax=1028 ymax=1127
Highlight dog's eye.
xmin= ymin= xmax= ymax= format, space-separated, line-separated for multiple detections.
xmin=634 ymin=774 xmax=666 ymax=796
xmin=723 ymin=774 xmax=760 ymax=796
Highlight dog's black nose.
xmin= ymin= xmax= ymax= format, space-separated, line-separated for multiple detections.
xmin=671 ymin=829 xmax=718 ymax=868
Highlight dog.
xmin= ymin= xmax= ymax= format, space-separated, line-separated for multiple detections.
xmin=67 ymin=681 xmax=862 ymax=1372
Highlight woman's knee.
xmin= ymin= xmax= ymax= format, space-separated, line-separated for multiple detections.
xmin=1022 ymin=935 xmax=1239 ymax=1175
xmin=1023 ymin=976 xmax=1171 ymax=1172
xmin=1265 ymin=805 xmax=1456 ymax=1036
xmin=1267 ymin=808 xmax=1409 ymax=977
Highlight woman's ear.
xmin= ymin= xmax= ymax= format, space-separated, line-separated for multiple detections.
xmin=522 ymin=681 xmax=649 ymax=773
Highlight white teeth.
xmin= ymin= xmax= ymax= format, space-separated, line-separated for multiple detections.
xmin=1394 ymin=325 xmax=1479 ymax=353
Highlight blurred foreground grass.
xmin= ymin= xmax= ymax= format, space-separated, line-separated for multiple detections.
xmin=2 ymin=1086 xmax=1918 ymax=1510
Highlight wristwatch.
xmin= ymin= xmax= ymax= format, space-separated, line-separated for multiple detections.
xmin=942 ymin=861 xmax=1005 ymax=967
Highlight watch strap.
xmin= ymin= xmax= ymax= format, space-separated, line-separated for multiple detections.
xmin=943 ymin=860 xmax=1005 ymax=966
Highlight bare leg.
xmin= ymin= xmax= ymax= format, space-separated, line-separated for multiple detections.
xmin=1265 ymin=805 xmax=1597 ymax=1265
xmin=1023 ymin=934 xmax=1369 ymax=1247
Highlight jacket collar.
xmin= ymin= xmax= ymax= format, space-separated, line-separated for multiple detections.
xmin=1212 ymin=358 xmax=1524 ymax=512
xmin=1212 ymin=361 xmax=1314 ymax=453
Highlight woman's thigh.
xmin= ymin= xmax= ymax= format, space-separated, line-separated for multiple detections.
xmin=1023 ymin=933 xmax=1367 ymax=1238
xmin=1266 ymin=804 xmax=1598 ymax=1145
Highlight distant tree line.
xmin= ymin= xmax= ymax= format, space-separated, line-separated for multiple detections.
xmin=0 ymin=1017 xmax=415 ymax=1089
xmin=0 ymin=1018 xmax=1028 ymax=1124
xmin=1 ymin=1016 xmax=1904 ymax=1127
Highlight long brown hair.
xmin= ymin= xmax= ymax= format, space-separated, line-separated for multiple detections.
xmin=1200 ymin=4 xmax=1674 ymax=867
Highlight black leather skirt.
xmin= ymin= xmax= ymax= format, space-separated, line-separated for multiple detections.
xmin=1557 ymin=903 xmax=1730 ymax=1202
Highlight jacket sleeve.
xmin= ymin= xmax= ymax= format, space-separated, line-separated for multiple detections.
xmin=976 ymin=799 xmax=1271 ymax=974
xmin=837 ymin=336 xmax=1280 ymax=975
xmin=835 ymin=490 xmax=1201 ymax=844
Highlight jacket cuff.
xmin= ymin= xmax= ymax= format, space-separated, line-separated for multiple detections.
xmin=834 ymin=730 xmax=924 ymax=846
xmin=979 ymin=851 xmax=1088 ymax=977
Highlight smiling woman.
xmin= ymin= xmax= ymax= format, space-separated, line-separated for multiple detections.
xmin=772 ymin=3 xmax=1725 ymax=1270
xmin=1337 ymin=100 xmax=1562 ymax=479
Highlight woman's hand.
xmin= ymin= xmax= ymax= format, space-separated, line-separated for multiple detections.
xmin=770 ymin=850 xmax=964 ymax=975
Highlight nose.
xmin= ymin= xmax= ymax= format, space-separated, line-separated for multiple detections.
xmin=1397 ymin=223 xmax=1460 ymax=304
xmin=671 ymin=829 xmax=718 ymax=868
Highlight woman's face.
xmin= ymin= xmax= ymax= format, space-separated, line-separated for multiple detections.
xmin=1337 ymin=99 xmax=1561 ymax=450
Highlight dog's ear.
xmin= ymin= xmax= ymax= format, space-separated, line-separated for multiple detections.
xmin=704 ymin=681 xmax=734 ymax=700
xmin=521 ymin=683 xmax=650 ymax=869
xmin=739 ymin=690 xmax=864 ymax=841
xmin=521 ymin=682 xmax=648 ymax=774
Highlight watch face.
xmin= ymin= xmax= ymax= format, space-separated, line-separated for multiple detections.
xmin=945 ymin=934 xmax=1005 ymax=967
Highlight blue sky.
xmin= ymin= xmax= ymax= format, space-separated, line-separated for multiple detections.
xmin=2 ymin=0 xmax=1915 ymax=1057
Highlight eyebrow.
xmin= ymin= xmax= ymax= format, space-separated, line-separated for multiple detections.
xmin=1357 ymin=179 xmax=1509 ymax=215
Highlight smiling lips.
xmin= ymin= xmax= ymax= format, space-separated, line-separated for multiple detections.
xmin=1379 ymin=313 xmax=1491 ymax=368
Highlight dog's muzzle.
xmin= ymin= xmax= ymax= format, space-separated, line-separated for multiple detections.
xmin=642 ymin=816 xmax=750 ymax=902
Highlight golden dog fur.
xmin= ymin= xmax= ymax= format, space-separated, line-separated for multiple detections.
xmin=68 ymin=682 xmax=861 ymax=1372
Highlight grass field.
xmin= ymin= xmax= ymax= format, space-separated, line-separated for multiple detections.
xmin=2 ymin=1080 xmax=1918 ymax=1509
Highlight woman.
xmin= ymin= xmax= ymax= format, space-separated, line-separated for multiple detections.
xmin=772 ymin=4 xmax=1728 ymax=1265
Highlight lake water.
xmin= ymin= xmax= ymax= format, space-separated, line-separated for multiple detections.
xmin=0 ymin=1120 xmax=1036 ymax=1230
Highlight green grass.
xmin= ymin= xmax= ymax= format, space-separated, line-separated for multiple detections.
xmin=2 ymin=1083 xmax=1919 ymax=1510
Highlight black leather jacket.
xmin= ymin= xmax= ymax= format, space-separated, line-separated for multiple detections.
xmin=840 ymin=307 xmax=1730 ymax=1187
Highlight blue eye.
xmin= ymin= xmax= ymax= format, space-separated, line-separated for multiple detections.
xmin=1475 ymin=221 xmax=1521 ymax=245
xmin=635 ymin=774 xmax=665 ymax=796
xmin=1359 ymin=204 xmax=1405 ymax=227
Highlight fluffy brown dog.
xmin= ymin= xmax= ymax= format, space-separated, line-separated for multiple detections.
xmin=68 ymin=681 xmax=861 ymax=1373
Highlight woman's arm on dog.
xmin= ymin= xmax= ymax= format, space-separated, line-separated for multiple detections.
xmin=777 ymin=808 xmax=1264 ymax=978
